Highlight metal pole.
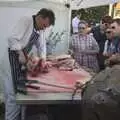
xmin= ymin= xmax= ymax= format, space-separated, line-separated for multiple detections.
xmin=109 ymin=4 xmax=113 ymax=16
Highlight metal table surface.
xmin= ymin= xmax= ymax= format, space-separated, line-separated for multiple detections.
xmin=16 ymin=92 xmax=81 ymax=105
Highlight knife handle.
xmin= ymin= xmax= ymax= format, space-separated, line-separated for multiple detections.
xmin=26 ymin=85 xmax=40 ymax=90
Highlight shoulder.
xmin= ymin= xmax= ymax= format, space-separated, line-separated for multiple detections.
xmin=17 ymin=16 xmax=33 ymax=26
xmin=10 ymin=16 xmax=33 ymax=36
xmin=72 ymin=34 xmax=79 ymax=39
xmin=91 ymin=26 xmax=100 ymax=32
xmin=71 ymin=34 xmax=79 ymax=43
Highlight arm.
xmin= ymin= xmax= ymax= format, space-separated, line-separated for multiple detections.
xmin=36 ymin=30 xmax=46 ymax=60
xmin=8 ymin=17 xmax=30 ymax=50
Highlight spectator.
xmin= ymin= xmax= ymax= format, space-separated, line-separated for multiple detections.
xmin=70 ymin=21 xmax=99 ymax=72
xmin=109 ymin=19 xmax=120 ymax=54
xmin=91 ymin=16 xmax=113 ymax=70
xmin=72 ymin=11 xmax=80 ymax=34
xmin=103 ymin=28 xmax=115 ymax=57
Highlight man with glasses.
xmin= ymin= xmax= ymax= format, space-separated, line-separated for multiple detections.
xmin=111 ymin=19 xmax=120 ymax=37
xmin=91 ymin=16 xmax=113 ymax=71
xmin=70 ymin=21 xmax=99 ymax=72
xmin=103 ymin=28 xmax=116 ymax=57
xmin=109 ymin=19 xmax=120 ymax=53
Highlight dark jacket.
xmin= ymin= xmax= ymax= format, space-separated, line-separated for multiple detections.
xmin=91 ymin=26 xmax=107 ymax=53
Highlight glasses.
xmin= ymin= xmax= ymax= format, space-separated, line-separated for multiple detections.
xmin=78 ymin=27 xmax=86 ymax=30
xmin=102 ymin=22 xmax=109 ymax=27
xmin=106 ymin=31 xmax=111 ymax=34
xmin=111 ymin=26 xmax=116 ymax=29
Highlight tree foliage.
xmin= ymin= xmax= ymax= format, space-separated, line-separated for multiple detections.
xmin=72 ymin=6 xmax=109 ymax=23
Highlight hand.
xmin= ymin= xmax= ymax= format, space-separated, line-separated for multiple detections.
xmin=18 ymin=51 xmax=27 ymax=64
xmin=41 ymin=59 xmax=52 ymax=68
xmin=105 ymin=59 xmax=110 ymax=66
xmin=103 ymin=53 xmax=108 ymax=56
xmin=105 ymin=54 xmax=117 ymax=66
xmin=103 ymin=53 xmax=112 ymax=57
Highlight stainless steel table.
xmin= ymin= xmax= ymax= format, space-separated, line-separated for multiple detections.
xmin=16 ymin=92 xmax=81 ymax=105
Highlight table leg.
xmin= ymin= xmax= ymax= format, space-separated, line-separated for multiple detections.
xmin=21 ymin=105 xmax=26 ymax=120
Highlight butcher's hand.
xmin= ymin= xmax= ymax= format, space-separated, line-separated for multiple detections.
xmin=41 ymin=59 xmax=52 ymax=68
xmin=18 ymin=50 xmax=27 ymax=64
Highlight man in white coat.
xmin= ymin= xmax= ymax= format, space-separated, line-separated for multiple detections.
xmin=0 ymin=8 xmax=55 ymax=120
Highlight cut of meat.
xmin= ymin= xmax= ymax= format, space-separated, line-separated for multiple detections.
xmin=27 ymin=67 xmax=91 ymax=93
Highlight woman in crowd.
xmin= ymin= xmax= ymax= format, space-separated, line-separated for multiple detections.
xmin=70 ymin=21 xmax=99 ymax=72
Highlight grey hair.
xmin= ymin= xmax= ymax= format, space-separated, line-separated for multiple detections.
xmin=79 ymin=20 xmax=87 ymax=25
xmin=78 ymin=20 xmax=87 ymax=28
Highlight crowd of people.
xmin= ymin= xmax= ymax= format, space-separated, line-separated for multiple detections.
xmin=71 ymin=13 xmax=120 ymax=73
